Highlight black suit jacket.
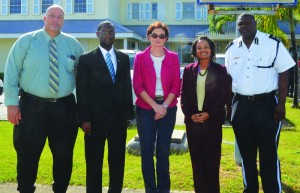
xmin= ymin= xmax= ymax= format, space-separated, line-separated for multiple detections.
xmin=76 ymin=47 xmax=134 ymax=125
xmin=180 ymin=61 xmax=229 ymax=127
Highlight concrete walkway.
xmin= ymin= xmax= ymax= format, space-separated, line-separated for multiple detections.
xmin=0 ymin=183 xmax=194 ymax=193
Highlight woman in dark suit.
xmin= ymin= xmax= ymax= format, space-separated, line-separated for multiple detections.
xmin=180 ymin=36 xmax=228 ymax=193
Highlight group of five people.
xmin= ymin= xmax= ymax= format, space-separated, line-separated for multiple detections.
xmin=4 ymin=4 xmax=295 ymax=193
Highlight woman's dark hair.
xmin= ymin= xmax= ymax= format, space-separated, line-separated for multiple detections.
xmin=146 ymin=21 xmax=169 ymax=40
xmin=191 ymin=36 xmax=216 ymax=61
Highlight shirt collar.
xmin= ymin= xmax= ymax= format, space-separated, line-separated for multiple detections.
xmin=99 ymin=45 xmax=114 ymax=55
xmin=42 ymin=28 xmax=62 ymax=43
xmin=238 ymin=30 xmax=261 ymax=48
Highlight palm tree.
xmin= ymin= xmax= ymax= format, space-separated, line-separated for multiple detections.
xmin=209 ymin=5 xmax=299 ymax=107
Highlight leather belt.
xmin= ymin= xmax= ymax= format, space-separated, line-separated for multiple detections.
xmin=235 ymin=91 xmax=276 ymax=101
xmin=155 ymin=95 xmax=164 ymax=101
xmin=22 ymin=91 xmax=72 ymax=103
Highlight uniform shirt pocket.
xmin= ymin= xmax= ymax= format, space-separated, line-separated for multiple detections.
xmin=254 ymin=56 xmax=270 ymax=70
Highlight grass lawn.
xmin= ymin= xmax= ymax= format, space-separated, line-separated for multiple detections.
xmin=0 ymin=98 xmax=299 ymax=192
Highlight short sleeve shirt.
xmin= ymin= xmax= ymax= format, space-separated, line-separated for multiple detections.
xmin=225 ymin=30 xmax=295 ymax=95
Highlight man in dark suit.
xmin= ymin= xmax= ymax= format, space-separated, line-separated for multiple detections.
xmin=76 ymin=20 xmax=134 ymax=193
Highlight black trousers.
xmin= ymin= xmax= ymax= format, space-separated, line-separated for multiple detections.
xmin=232 ymin=96 xmax=282 ymax=193
xmin=185 ymin=121 xmax=222 ymax=193
xmin=84 ymin=119 xmax=127 ymax=193
xmin=14 ymin=93 xmax=78 ymax=193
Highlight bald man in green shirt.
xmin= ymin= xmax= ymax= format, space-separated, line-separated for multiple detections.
xmin=4 ymin=5 xmax=84 ymax=193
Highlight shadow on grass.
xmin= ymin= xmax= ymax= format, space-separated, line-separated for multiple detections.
xmin=282 ymin=118 xmax=296 ymax=131
xmin=282 ymin=182 xmax=300 ymax=193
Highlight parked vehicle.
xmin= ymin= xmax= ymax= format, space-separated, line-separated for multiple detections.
xmin=215 ymin=54 xmax=225 ymax=65
xmin=119 ymin=49 xmax=138 ymax=70
xmin=119 ymin=49 xmax=138 ymax=106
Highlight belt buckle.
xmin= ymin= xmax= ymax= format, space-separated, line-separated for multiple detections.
xmin=155 ymin=95 xmax=163 ymax=100
xmin=247 ymin=96 xmax=254 ymax=101
xmin=49 ymin=98 xmax=57 ymax=102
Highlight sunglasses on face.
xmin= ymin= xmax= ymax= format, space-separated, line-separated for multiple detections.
xmin=150 ymin=33 xmax=167 ymax=39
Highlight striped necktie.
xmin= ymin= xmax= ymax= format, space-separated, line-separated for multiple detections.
xmin=49 ymin=39 xmax=59 ymax=94
xmin=106 ymin=52 xmax=116 ymax=83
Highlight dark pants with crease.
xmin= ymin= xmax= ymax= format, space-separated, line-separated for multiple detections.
xmin=232 ymin=95 xmax=282 ymax=193
xmin=185 ymin=121 xmax=222 ymax=193
xmin=14 ymin=93 xmax=78 ymax=193
xmin=84 ymin=119 xmax=127 ymax=193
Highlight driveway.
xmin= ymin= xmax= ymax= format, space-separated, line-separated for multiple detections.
xmin=0 ymin=94 xmax=185 ymax=124
xmin=0 ymin=94 xmax=7 ymax=121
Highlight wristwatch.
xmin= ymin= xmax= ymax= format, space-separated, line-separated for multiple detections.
xmin=162 ymin=104 xmax=168 ymax=109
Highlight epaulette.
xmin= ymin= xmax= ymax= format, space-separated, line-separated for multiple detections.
xmin=269 ymin=34 xmax=281 ymax=43
xmin=225 ymin=41 xmax=234 ymax=51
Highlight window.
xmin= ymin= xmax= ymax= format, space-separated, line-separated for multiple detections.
xmin=21 ymin=0 xmax=28 ymax=15
xmin=33 ymin=0 xmax=40 ymax=15
xmin=74 ymin=0 xmax=86 ymax=13
xmin=176 ymin=2 xmax=207 ymax=20
xmin=175 ymin=3 xmax=182 ymax=20
xmin=183 ymin=2 xmax=194 ymax=19
xmin=144 ymin=3 xmax=150 ymax=20
xmin=1 ymin=0 xmax=8 ymax=15
xmin=42 ymin=0 xmax=60 ymax=13
xmin=195 ymin=4 xmax=207 ymax=20
xmin=139 ymin=3 xmax=144 ymax=20
xmin=9 ymin=0 xmax=27 ymax=15
xmin=128 ymin=2 xmax=160 ymax=20
xmin=132 ymin=3 xmax=139 ymax=19
xmin=151 ymin=3 xmax=157 ymax=19
xmin=10 ymin=0 xmax=21 ymax=14
xmin=65 ymin=0 xmax=72 ymax=14
xmin=127 ymin=3 xmax=131 ymax=19
xmin=86 ymin=0 xmax=93 ymax=14
xmin=42 ymin=0 xmax=53 ymax=13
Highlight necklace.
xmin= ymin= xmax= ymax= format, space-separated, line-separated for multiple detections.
xmin=198 ymin=68 xmax=208 ymax=76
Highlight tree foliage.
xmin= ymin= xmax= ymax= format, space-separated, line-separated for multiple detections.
xmin=209 ymin=4 xmax=300 ymax=46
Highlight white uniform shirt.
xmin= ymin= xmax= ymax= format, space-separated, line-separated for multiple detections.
xmin=225 ymin=30 xmax=295 ymax=95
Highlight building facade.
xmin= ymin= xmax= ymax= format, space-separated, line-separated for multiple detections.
xmin=0 ymin=0 xmax=299 ymax=72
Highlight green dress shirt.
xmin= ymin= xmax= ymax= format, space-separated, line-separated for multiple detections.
xmin=4 ymin=28 xmax=84 ymax=106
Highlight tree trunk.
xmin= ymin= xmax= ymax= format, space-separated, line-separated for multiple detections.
xmin=288 ymin=8 xmax=299 ymax=108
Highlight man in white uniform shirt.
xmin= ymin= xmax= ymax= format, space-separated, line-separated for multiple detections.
xmin=225 ymin=13 xmax=295 ymax=193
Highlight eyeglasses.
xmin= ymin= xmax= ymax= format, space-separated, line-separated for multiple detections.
xmin=150 ymin=33 xmax=167 ymax=39
xmin=99 ymin=31 xmax=115 ymax=36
